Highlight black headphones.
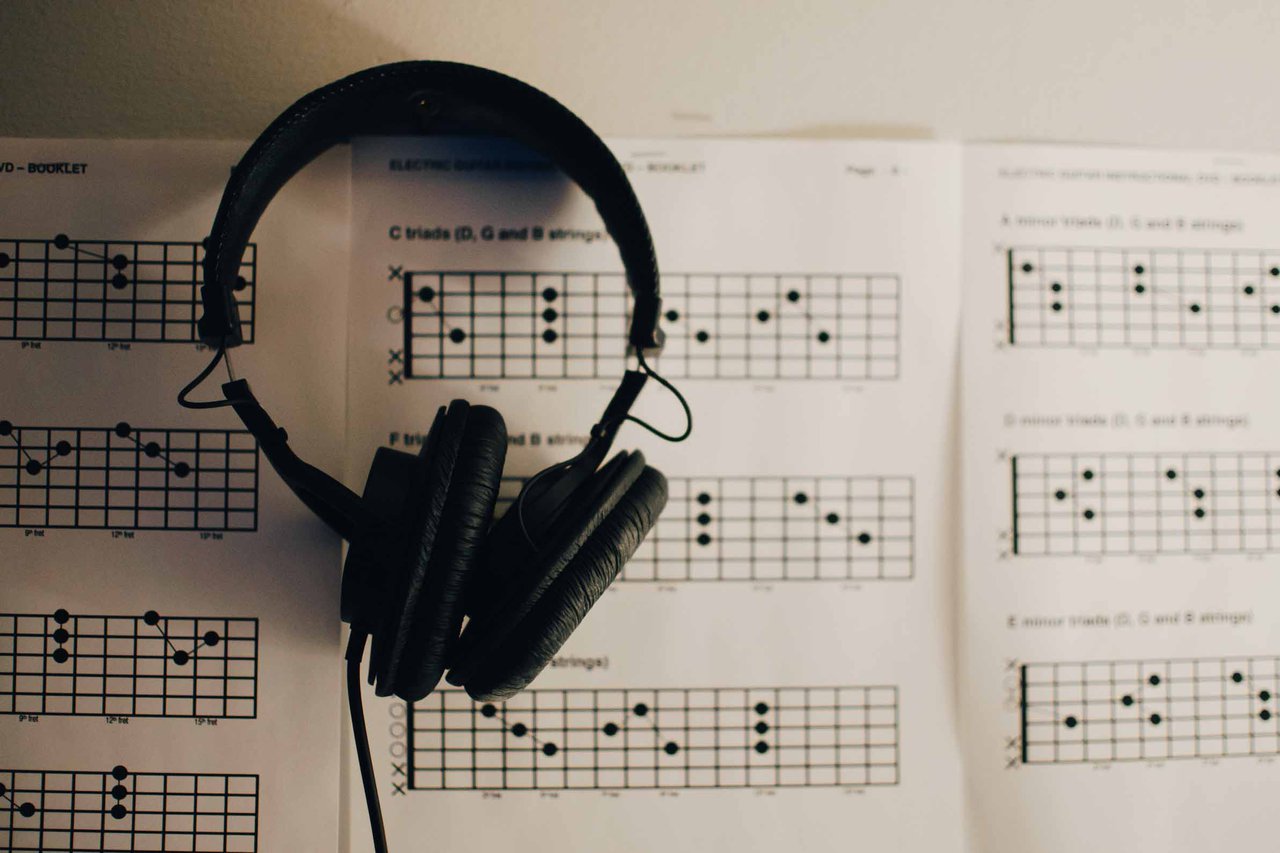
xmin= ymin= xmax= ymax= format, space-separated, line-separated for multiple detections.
xmin=177 ymin=62 xmax=690 ymax=851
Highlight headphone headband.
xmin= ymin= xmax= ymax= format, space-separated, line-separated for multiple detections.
xmin=199 ymin=60 xmax=664 ymax=352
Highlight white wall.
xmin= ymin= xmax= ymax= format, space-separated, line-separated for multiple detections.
xmin=1 ymin=0 xmax=1278 ymax=150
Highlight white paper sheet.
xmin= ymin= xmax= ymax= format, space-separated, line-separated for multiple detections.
xmin=344 ymin=137 xmax=965 ymax=852
xmin=961 ymin=143 xmax=1280 ymax=852
xmin=0 ymin=140 xmax=350 ymax=851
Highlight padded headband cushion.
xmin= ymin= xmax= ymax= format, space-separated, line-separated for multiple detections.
xmin=391 ymin=404 xmax=507 ymax=701
xmin=201 ymin=61 xmax=661 ymax=349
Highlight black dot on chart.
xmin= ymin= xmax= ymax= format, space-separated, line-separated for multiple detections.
xmin=111 ymin=784 xmax=128 ymax=801
xmin=144 ymin=611 xmax=160 ymax=625
xmin=1064 ymin=716 xmax=1078 ymax=728
xmin=55 ymin=440 xmax=72 ymax=456
xmin=787 ymin=290 xmax=801 ymax=303
xmin=449 ymin=329 xmax=466 ymax=344
xmin=696 ymin=513 xmax=711 ymax=526
xmin=695 ymin=330 xmax=710 ymax=343
xmin=1121 ymin=695 xmax=1134 ymax=706
xmin=542 ymin=743 xmax=558 ymax=756
xmin=53 ymin=234 xmax=70 ymax=250
xmin=1245 ymin=285 xmax=1256 ymax=296
xmin=512 ymin=723 xmax=528 ymax=737
xmin=697 ymin=493 xmax=712 ymax=505
xmin=111 ymin=254 xmax=129 ymax=271
xmin=1051 ymin=302 xmax=1062 ymax=312
xmin=1055 ymin=490 xmax=1067 ymax=501
xmin=1262 ymin=690 xmax=1272 ymax=702
xmin=1272 ymin=305 xmax=1280 ymax=315
xmin=1083 ymin=509 xmax=1095 ymax=520
xmin=665 ymin=309 xmax=680 ymax=322
xmin=1193 ymin=488 xmax=1205 ymax=499
xmin=144 ymin=442 xmax=161 ymax=458
xmin=203 ymin=631 xmax=220 ymax=646
xmin=114 ymin=422 xmax=132 ymax=438
xmin=1263 ymin=710 xmax=1273 ymax=721
xmin=0 ymin=252 xmax=9 ymax=268
xmin=234 ymin=276 xmax=248 ymax=292
xmin=481 ymin=704 xmax=497 ymax=718
xmin=110 ymin=804 xmax=127 ymax=820
xmin=173 ymin=650 xmax=190 ymax=666
xmin=755 ymin=721 xmax=769 ymax=734
xmin=417 ymin=286 xmax=436 ymax=303
xmin=0 ymin=783 xmax=6 ymax=796
xmin=542 ymin=329 xmax=558 ymax=344
xmin=1134 ymin=284 xmax=1146 ymax=294
xmin=816 ymin=331 xmax=831 ymax=343
xmin=1233 ymin=672 xmax=1244 ymax=683
xmin=173 ymin=462 xmax=191 ymax=478
xmin=111 ymin=273 xmax=128 ymax=290
xmin=755 ymin=702 xmax=769 ymax=715
xmin=793 ymin=492 xmax=808 ymax=505
xmin=603 ymin=723 xmax=619 ymax=736
xmin=1051 ymin=282 xmax=1062 ymax=293
xmin=826 ymin=513 xmax=840 ymax=525
xmin=1149 ymin=713 xmax=1162 ymax=725
xmin=857 ymin=532 xmax=872 ymax=544
xmin=18 ymin=803 xmax=36 ymax=818
xmin=1189 ymin=303 xmax=1201 ymax=314
xmin=53 ymin=628 xmax=69 ymax=644
xmin=1165 ymin=469 xmax=1177 ymax=480
xmin=633 ymin=703 xmax=649 ymax=717
xmin=542 ymin=308 xmax=558 ymax=323
xmin=1194 ymin=508 xmax=1206 ymax=519
xmin=1021 ymin=262 xmax=1034 ymax=273
xmin=541 ymin=287 xmax=558 ymax=303
xmin=1082 ymin=470 xmax=1094 ymax=480
xmin=1148 ymin=674 xmax=1161 ymax=686
xmin=0 ymin=420 xmax=10 ymax=436
xmin=1134 ymin=264 xmax=1145 ymax=275
xmin=111 ymin=765 xmax=129 ymax=781
xmin=52 ymin=648 xmax=69 ymax=664
xmin=755 ymin=741 xmax=770 ymax=754
xmin=696 ymin=533 xmax=712 ymax=546
xmin=1271 ymin=267 xmax=1280 ymax=277
xmin=757 ymin=310 xmax=770 ymax=323
xmin=54 ymin=608 xmax=70 ymax=624
xmin=664 ymin=742 xmax=679 ymax=755
xmin=25 ymin=460 xmax=41 ymax=475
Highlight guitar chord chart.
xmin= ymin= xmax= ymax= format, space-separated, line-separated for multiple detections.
xmin=1011 ymin=451 xmax=1280 ymax=557
xmin=0 ymin=609 xmax=257 ymax=718
xmin=0 ymin=234 xmax=257 ymax=343
xmin=0 ymin=420 xmax=258 ymax=530
xmin=0 ymin=766 xmax=258 ymax=852
xmin=402 ymin=270 xmax=900 ymax=380
xmin=496 ymin=475 xmax=914 ymax=581
xmin=1007 ymin=246 xmax=1280 ymax=349
xmin=1020 ymin=656 xmax=1280 ymax=764
xmin=404 ymin=685 xmax=898 ymax=790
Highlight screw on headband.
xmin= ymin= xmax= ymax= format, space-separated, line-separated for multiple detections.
xmin=199 ymin=60 xmax=664 ymax=353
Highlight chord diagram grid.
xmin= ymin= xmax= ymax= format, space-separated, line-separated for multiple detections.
xmin=0 ymin=609 xmax=257 ymax=718
xmin=0 ymin=421 xmax=258 ymax=530
xmin=403 ymin=271 xmax=900 ymax=380
xmin=0 ymin=235 xmax=257 ymax=343
xmin=1020 ymin=657 xmax=1280 ymax=764
xmin=1007 ymin=246 xmax=1280 ymax=349
xmin=1011 ymin=452 xmax=1280 ymax=557
xmin=0 ymin=766 xmax=258 ymax=852
xmin=405 ymin=686 xmax=898 ymax=790
xmin=496 ymin=475 xmax=914 ymax=581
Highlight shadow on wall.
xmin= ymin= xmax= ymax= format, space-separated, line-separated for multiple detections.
xmin=0 ymin=0 xmax=411 ymax=138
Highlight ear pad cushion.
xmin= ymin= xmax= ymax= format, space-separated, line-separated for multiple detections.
xmin=447 ymin=454 xmax=667 ymax=700
xmin=392 ymin=404 xmax=506 ymax=700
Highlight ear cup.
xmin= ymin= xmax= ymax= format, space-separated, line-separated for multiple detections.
xmin=447 ymin=452 xmax=667 ymax=700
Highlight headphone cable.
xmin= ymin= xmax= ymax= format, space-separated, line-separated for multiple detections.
xmin=346 ymin=630 xmax=390 ymax=853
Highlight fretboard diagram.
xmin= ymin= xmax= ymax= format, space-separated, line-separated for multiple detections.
xmin=1007 ymin=246 xmax=1280 ymax=349
xmin=0 ymin=766 xmax=258 ymax=852
xmin=0 ymin=235 xmax=257 ymax=344
xmin=402 ymin=271 xmax=900 ymax=380
xmin=0 ymin=421 xmax=258 ymax=531
xmin=1010 ymin=451 xmax=1280 ymax=557
xmin=1020 ymin=657 xmax=1280 ymax=764
xmin=0 ymin=609 xmax=257 ymax=718
xmin=404 ymin=685 xmax=898 ymax=790
xmin=497 ymin=475 xmax=914 ymax=581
